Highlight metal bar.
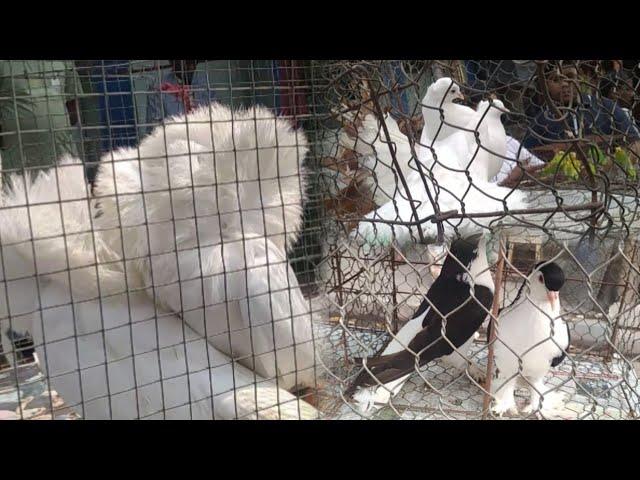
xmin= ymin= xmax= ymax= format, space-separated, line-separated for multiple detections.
xmin=358 ymin=201 xmax=604 ymax=228
xmin=482 ymin=237 xmax=506 ymax=419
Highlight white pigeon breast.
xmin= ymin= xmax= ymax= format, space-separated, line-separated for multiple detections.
xmin=494 ymin=297 xmax=567 ymax=375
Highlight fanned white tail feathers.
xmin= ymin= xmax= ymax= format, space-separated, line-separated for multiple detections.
xmin=90 ymin=104 xmax=314 ymax=390
xmin=110 ymin=103 xmax=310 ymax=254
xmin=0 ymin=103 xmax=316 ymax=396
xmin=0 ymin=158 xmax=127 ymax=299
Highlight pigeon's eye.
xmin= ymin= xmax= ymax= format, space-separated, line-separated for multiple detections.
xmin=538 ymin=275 xmax=544 ymax=283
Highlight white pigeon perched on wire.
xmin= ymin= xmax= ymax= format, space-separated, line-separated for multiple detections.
xmin=419 ymin=77 xmax=476 ymax=149
xmin=419 ymin=98 xmax=509 ymax=183
xmin=340 ymin=110 xmax=415 ymax=206
xmin=0 ymin=157 xmax=319 ymax=420
xmin=451 ymin=99 xmax=508 ymax=181
xmin=353 ymin=82 xmax=526 ymax=249
xmin=345 ymin=233 xmax=494 ymax=414
xmin=474 ymin=100 xmax=509 ymax=181
xmin=352 ymin=148 xmax=529 ymax=248
xmin=491 ymin=260 xmax=570 ymax=417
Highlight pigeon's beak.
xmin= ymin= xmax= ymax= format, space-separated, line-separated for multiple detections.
xmin=547 ymin=290 xmax=560 ymax=312
xmin=454 ymin=91 xmax=465 ymax=102
xmin=496 ymin=103 xmax=511 ymax=114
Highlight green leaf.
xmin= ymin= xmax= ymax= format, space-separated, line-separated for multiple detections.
xmin=542 ymin=150 xmax=584 ymax=180
xmin=614 ymin=147 xmax=630 ymax=166
xmin=541 ymin=151 xmax=565 ymax=177
xmin=590 ymin=145 xmax=607 ymax=166
xmin=614 ymin=147 xmax=636 ymax=179
xmin=559 ymin=153 xmax=580 ymax=180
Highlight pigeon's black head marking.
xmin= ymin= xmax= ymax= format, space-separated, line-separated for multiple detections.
xmin=440 ymin=234 xmax=483 ymax=278
xmin=533 ymin=261 xmax=565 ymax=292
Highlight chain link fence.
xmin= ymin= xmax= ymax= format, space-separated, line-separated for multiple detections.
xmin=311 ymin=60 xmax=640 ymax=419
xmin=1 ymin=59 xmax=640 ymax=419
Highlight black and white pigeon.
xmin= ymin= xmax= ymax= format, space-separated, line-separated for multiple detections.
xmin=491 ymin=260 xmax=569 ymax=416
xmin=346 ymin=233 xmax=495 ymax=413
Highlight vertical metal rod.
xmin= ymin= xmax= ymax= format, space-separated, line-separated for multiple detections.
xmin=333 ymin=245 xmax=349 ymax=364
xmin=482 ymin=237 xmax=506 ymax=419
xmin=390 ymin=247 xmax=399 ymax=334
xmin=368 ymin=82 xmax=429 ymax=244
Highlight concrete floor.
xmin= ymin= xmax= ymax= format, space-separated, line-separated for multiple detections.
xmin=314 ymin=322 xmax=640 ymax=420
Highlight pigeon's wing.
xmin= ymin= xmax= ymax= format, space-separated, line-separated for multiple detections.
xmin=349 ymin=280 xmax=493 ymax=390
xmin=550 ymin=321 xmax=571 ymax=368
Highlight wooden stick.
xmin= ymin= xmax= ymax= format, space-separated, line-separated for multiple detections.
xmin=482 ymin=237 xmax=506 ymax=419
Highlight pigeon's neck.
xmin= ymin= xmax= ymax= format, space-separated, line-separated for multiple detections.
xmin=518 ymin=286 xmax=560 ymax=318
xmin=457 ymin=263 xmax=494 ymax=292
xmin=470 ymin=240 xmax=493 ymax=291
xmin=423 ymin=93 xmax=443 ymax=109
xmin=449 ymin=256 xmax=494 ymax=292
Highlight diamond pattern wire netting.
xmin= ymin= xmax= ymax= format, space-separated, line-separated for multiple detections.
xmin=1 ymin=60 xmax=640 ymax=419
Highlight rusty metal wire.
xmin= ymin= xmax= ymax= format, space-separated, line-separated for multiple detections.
xmin=1 ymin=59 xmax=640 ymax=420
xmin=311 ymin=60 xmax=640 ymax=419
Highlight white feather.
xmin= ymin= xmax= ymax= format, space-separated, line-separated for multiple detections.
xmin=470 ymin=100 xmax=508 ymax=181
xmin=91 ymin=104 xmax=316 ymax=391
xmin=353 ymin=164 xmax=528 ymax=249
xmin=0 ymin=103 xmax=318 ymax=414
xmin=491 ymin=272 xmax=569 ymax=415
xmin=419 ymin=77 xmax=476 ymax=148
xmin=0 ymin=263 xmax=318 ymax=419
xmin=352 ymin=235 xmax=492 ymax=413
xmin=341 ymin=113 xmax=415 ymax=206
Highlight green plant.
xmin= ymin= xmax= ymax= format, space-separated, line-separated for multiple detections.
xmin=589 ymin=145 xmax=608 ymax=167
xmin=540 ymin=145 xmax=636 ymax=181
xmin=613 ymin=147 xmax=637 ymax=180
xmin=541 ymin=150 xmax=582 ymax=180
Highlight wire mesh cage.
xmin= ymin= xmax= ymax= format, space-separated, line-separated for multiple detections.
xmin=1 ymin=59 xmax=640 ymax=420
xmin=310 ymin=59 xmax=640 ymax=419
xmin=0 ymin=59 xmax=326 ymax=419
